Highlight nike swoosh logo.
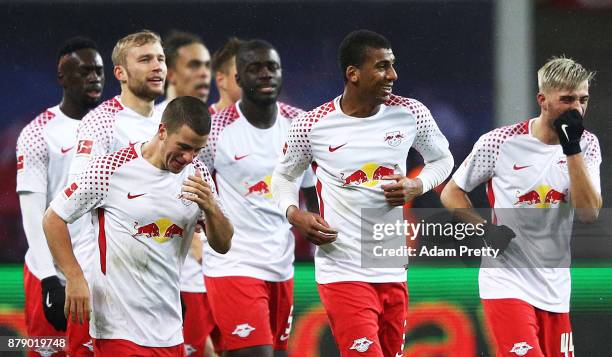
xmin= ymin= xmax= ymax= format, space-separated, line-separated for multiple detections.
xmin=127 ymin=192 xmax=146 ymax=199
xmin=328 ymin=143 xmax=347 ymax=152
xmin=395 ymin=353 xmax=404 ymax=357
xmin=280 ymin=334 xmax=290 ymax=341
xmin=513 ymin=164 xmax=531 ymax=171
xmin=234 ymin=154 xmax=249 ymax=160
xmin=561 ymin=124 xmax=570 ymax=141
xmin=46 ymin=293 xmax=52 ymax=308
xmin=60 ymin=146 xmax=74 ymax=154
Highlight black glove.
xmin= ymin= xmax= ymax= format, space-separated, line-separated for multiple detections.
xmin=481 ymin=223 xmax=515 ymax=254
xmin=553 ymin=109 xmax=584 ymax=156
xmin=41 ymin=276 xmax=67 ymax=331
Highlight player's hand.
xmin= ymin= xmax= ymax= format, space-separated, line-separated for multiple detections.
xmin=183 ymin=169 xmax=217 ymax=213
xmin=381 ymin=175 xmax=423 ymax=206
xmin=41 ymin=276 xmax=67 ymax=331
xmin=553 ymin=109 xmax=584 ymax=156
xmin=287 ymin=206 xmax=338 ymax=245
xmin=481 ymin=223 xmax=516 ymax=254
xmin=64 ymin=274 xmax=90 ymax=324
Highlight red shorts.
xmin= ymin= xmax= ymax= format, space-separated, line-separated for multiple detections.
xmin=204 ymin=276 xmax=293 ymax=351
xmin=318 ymin=281 xmax=408 ymax=357
xmin=482 ymin=298 xmax=574 ymax=357
xmin=66 ymin=319 xmax=93 ymax=356
xmin=23 ymin=264 xmax=66 ymax=357
xmin=93 ymin=339 xmax=186 ymax=357
xmin=180 ymin=291 xmax=218 ymax=356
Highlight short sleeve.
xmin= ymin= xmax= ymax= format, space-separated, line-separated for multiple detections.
xmin=409 ymin=100 xmax=452 ymax=163
xmin=453 ymin=132 xmax=498 ymax=192
xmin=582 ymin=131 xmax=602 ymax=194
xmin=16 ymin=112 xmax=54 ymax=194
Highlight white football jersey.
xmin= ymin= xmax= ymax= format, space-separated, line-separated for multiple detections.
xmin=16 ymin=105 xmax=90 ymax=279
xmin=67 ymin=96 xmax=162 ymax=279
xmin=275 ymin=95 xmax=452 ymax=284
xmin=51 ymin=143 xmax=217 ymax=347
xmin=453 ymin=119 xmax=601 ymax=312
xmin=199 ymin=101 xmax=313 ymax=281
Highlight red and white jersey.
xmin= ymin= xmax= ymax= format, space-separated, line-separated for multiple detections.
xmin=16 ymin=105 xmax=90 ymax=279
xmin=157 ymin=98 xmax=217 ymax=293
xmin=50 ymin=143 xmax=217 ymax=347
xmin=275 ymin=95 xmax=452 ymax=284
xmin=453 ymin=119 xmax=601 ymax=312
xmin=69 ymin=96 xmax=162 ymax=179
xmin=199 ymin=101 xmax=313 ymax=281
xmin=67 ymin=96 xmax=162 ymax=279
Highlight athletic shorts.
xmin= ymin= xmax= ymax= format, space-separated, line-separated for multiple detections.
xmin=180 ymin=291 xmax=217 ymax=356
xmin=482 ymin=298 xmax=574 ymax=357
xmin=317 ymin=281 xmax=408 ymax=357
xmin=93 ymin=339 xmax=186 ymax=357
xmin=66 ymin=319 xmax=93 ymax=356
xmin=23 ymin=264 xmax=66 ymax=357
xmin=204 ymin=276 xmax=293 ymax=351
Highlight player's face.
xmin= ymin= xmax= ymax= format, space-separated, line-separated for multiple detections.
xmin=167 ymin=43 xmax=211 ymax=101
xmin=123 ymin=42 xmax=167 ymax=101
xmin=236 ymin=48 xmax=282 ymax=105
xmin=356 ymin=47 xmax=397 ymax=103
xmin=60 ymin=48 xmax=105 ymax=109
xmin=539 ymin=81 xmax=589 ymax=122
xmin=161 ymin=124 xmax=208 ymax=174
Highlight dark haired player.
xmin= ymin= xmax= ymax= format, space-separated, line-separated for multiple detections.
xmin=43 ymin=96 xmax=233 ymax=356
xmin=16 ymin=36 xmax=104 ymax=357
xmin=272 ymin=30 xmax=453 ymax=356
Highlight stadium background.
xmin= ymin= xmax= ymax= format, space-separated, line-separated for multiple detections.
xmin=0 ymin=0 xmax=611 ymax=355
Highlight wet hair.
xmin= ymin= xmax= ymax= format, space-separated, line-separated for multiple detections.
xmin=235 ymin=39 xmax=276 ymax=73
xmin=111 ymin=30 xmax=161 ymax=67
xmin=538 ymin=56 xmax=595 ymax=93
xmin=211 ymin=37 xmax=243 ymax=74
xmin=161 ymin=96 xmax=211 ymax=136
xmin=163 ymin=30 xmax=205 ymax=69
xmin=57 ymin=37 xmax=98 ymax=62
xmin=338 ymin=29 xmax=392 ymax=82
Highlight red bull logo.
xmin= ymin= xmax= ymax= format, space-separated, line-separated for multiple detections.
xmin=244 ymin=175 xmax=273 ymax=198
xmin=514 ymin=185 xmax=567 ymax=208
xmin=342 ymin=163 xmax=397 ymax=188
xmin=133 ymin=218 xmax=184 ymax=243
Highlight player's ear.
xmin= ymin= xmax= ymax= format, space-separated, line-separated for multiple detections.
xmin=346 ymin=65 xmax=359 ymax=84
xmin=166 ymin=68 xmax=175 ymax=85
xmin=235 ymin=72 xmax=241 ymax=88
xmin=215 ymin=71 xmax=224 ymax=90
xmin=158 ymin=123 xmax=168 ymax=140
xmin=536 ymin=92 xmax=546 ymax=111
xmin=114 ymin=65 xmax=127 ymax=83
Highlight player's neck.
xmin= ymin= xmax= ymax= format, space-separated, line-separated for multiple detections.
xmin=532 ymin=116 xmax=560 ymax=145
xmin=120 ymin=90 xmax=155 ymax=117
xmin=214 ymin=94 xmax=235 ymax=112
xmin=59 ymin=97 xmax=89 ymax=120
xmin=141 ymin=140 xmax=164 ymax=170
xmin=340 ymin=88 xmax=380 ymax=118
xmin=165 ymin=85 xmax=178 ymax=101
xmin=239 ymin=97 xmax=277 ymax=129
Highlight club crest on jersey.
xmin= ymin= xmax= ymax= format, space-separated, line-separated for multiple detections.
xmin=384 ymin=131 xmax=404 ymax=147
xmin=132 ymin=218 xmax=184 ymax=243
xmin=17 ymin=155 xmax=24 ymax=171
xmin=350 ymin=337 xmax=374 ymax=353
xmin=77 ymin=139 xmax=93 ymax=155
xmin=510 ymin=342 xmax=533 ymax=356
xmin=64 ymin=182 xmax=78 ymax=198
xmin=232 ymin=323 xmax=255 ymax=338
xmin=244 ymin=176 xmax=272 ymax=198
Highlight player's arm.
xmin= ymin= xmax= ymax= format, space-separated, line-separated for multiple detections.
xmin=382 ymin=101 xmax=454 ymax=205
xmin=44 ymin=160 xmax=106 ymax=324
xmin=553 ymin=109 xmax=602 ymax=223
xmin=189 ymin=231 xmax=203 ymax=264
xmin=183 ymin=168 xmax=233 ymax=254
xmin=42 ymin=208 xmax=89 ymax=324
xmin=299 ymin=167 xmax=320 ymax=214
xmin=272 ymin=116 xmax=337 ymax=245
